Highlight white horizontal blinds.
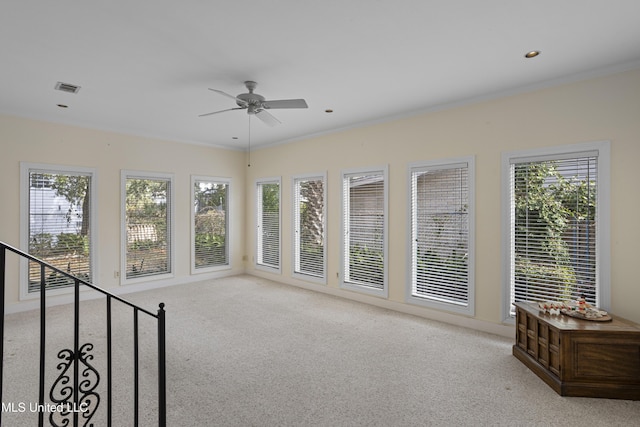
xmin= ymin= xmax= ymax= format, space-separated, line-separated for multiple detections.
xmin=28 ymin=170 xmax=93 ymax=292
xmin=125 ymin=176 xmax=171 ymax=279
xmin=510 ymin=154 xmax=598 ymax=309
xmin=344 ymin=172 xmax=385 ymax=290
xmin=294 ymin=177 xmax=325 ymax=278
xmin=194 ymin=180 xmax=229 ymax=269
xmin=257 ymin=181 xmax=280 ymax=269
xmin=411 ymin=164 xmax=470 ymax=306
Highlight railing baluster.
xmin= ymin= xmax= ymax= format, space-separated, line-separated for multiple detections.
xmin=38 ymin=264 xmax=46 ymax=427
xmin=74 ymin=278 xmax=80 ymax=427
xmin=0 ymin=247 xmax=5 ymax=427
xmin=134 ymin=308 xmax=139 ymax=426
xmin=158 ymin=303 xmax=166 ymax=427
xmin=107 ymin=296 xmax=113 ymax=427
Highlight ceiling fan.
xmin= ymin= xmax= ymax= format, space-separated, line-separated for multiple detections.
xmin=199 ymin=81 xmax=308 ymax=126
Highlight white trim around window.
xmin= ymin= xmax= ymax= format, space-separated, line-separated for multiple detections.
xmin=19 ymin=162 xmax=98 ymax=300
xmin=191 ymin=175 xmax=232 ymax=275
xmin=500 ymin=141 xmax=611 ymax=323
xmin=292 ymin=172 xmax=327 ymax=284
xmin=340 ymin=165 xmax=389 ymax=298
xmin=121 ymin=170 xmax=175 ymax=285
xmin=406 ymin=156 xmax=475 ymax=316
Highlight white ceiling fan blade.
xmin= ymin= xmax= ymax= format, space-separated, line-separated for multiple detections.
xmin=208 ymin=88 xmax=248 ymax=107
xmin=198 ymin=107 xmax=244 ymax=117
xmin=255 ymin=109 xmax=281 ymax=127
xmin=262 ymin=99 xmax=308 ymax=109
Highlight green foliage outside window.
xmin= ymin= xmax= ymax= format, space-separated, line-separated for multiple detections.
xmin=126 ymin=178 xmax=169 ymax=278
xmin=514 ymin=160 xmax=596 ymax=303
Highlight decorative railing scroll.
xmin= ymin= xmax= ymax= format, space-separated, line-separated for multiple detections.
xmin=49 ymin=343 xmax=100 ymax=427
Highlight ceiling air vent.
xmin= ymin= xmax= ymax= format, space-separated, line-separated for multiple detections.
xmin=55 ymin=82 xmax=81 ymax=94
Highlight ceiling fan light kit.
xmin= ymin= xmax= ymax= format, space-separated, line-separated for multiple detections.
xmin=199 ymin=80 xmax=308 ymax=127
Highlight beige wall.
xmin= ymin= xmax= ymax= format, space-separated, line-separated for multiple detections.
xmin=0 ymin=116 xmax=246 ymax=312
xmin=244 ymin=68 xmax=640 ymax=331
xmin=2 ymin=67 xmax=639 ymax=332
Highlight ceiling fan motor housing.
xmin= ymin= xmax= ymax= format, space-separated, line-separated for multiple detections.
xmin=236 ymin=80 xmax=264 ymax=113
xmin=236 ymin=92 xmax=265 ymax=113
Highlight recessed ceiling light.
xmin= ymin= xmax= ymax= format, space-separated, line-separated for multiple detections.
xmin=57 ymin=104 xmax=68 ymax=108
xmin=524 ymin=50 xmax=541 ymax=59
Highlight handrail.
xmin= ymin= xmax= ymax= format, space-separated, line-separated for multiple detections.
xmin=1 ymin=241 xmax=158 ymax=317
xmin=0 ymin=241 xmax=167 ymax=427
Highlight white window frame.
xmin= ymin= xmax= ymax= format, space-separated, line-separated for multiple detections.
xmin=19 ymin=162 xmax=98 ymax=300
xmin=406 ymin=157 xmax=475 ymax=316
xmin=292 ymin=172 xmax=327 ymax=284
xmin=191 ymin=175 xmax=232 ymax=274
xmin=341 ymin=165 xmax=389 ymax=298
xmin=501 ymin=141 xmax=611 ymax=322
xmin=256 ymin=177 xmax=281 ymax=273
xmin=121 ymin=170 xmax=175 ymax=285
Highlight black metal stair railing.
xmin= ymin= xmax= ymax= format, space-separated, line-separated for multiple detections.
xmin=0 ymin=241 xmax=166 ymax=427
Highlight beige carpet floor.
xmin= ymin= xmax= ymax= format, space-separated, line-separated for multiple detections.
xmin=2 ymin=275 xmax=639 ymax=426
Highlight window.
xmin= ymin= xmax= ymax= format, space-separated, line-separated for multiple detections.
xmin=341 ymin=166 xmax=388 ymax=297
xmin=502 ymin=142 xmax=610 ymax=319
xmin=256 ymin=178 xmax=281 ymax=272
xmin=192 ymin=176 xmax=230 ymax=273
xmin=292 ymin=174 xmax=326 ymax=282
xmin=20 ymin=163 xmax=96 ymax=295
xmin=408 ymin=158 xmax=475 ymax=315
xmin=122 ymin=171 xmax=174 ymax=283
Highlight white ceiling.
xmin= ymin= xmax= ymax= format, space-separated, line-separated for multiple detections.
xmin=2 ymin=1 xmax=640 ymax=150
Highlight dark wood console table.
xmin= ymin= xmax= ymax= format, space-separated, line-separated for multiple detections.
xmin=513 ymin=302 xmax=640 ymax=400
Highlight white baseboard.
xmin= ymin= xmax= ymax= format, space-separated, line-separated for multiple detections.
xmin=4 ymin=269 xmax=238 ymax=315
xmin=249 ymin=270 xmax=515 ymax=338
xmin=6 ymin=269 xmax=515 ymax=339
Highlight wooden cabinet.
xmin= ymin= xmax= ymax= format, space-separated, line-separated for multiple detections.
xmin=513 ymin=302 xmax=640 ymax=400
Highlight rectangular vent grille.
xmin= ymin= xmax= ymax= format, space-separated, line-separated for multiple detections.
xmin=55 ymin=82 xmax=81 ymax=94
